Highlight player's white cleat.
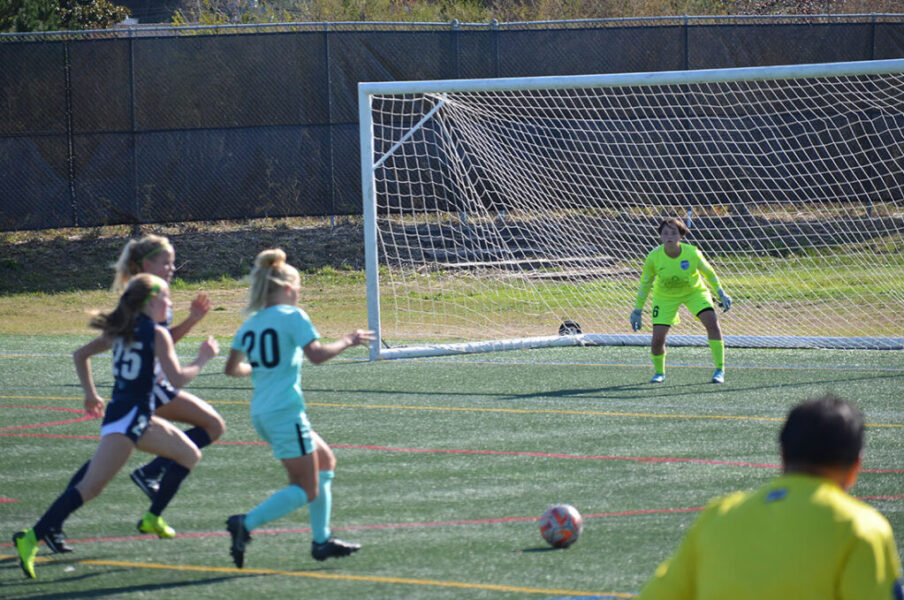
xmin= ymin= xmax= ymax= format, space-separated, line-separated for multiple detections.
xmin=712 ymin=369 xmax=725 ymax=384
xmin=650 ymin=373 xmax=665 ymax=384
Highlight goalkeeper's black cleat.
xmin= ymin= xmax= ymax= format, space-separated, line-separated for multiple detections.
xmin=311 ymin=537 xmax=361 ymax=562
xmin=226 ymin=514 xmax=252 ymax=568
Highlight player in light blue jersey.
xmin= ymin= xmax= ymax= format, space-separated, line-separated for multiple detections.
xmin=12 ymin=274 xmax=218 ymax=579
xmin=224 ymin=248 xmax=374 ymax=568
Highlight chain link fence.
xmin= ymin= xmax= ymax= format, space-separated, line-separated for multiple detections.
xmin=1 ymin=15 xmax=903 ymax=230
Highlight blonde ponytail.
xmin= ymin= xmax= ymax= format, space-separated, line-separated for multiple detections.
xmin=244 ymin=248 xmax=299 ymax=315
xmin=112 ymin=235 xmax=173 ymax=292
xmin=92 ymin=273 xmax=166 ymax=342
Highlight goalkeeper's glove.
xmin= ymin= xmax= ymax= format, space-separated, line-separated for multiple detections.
xmin=717 ymin=288 xmax=732 ymax=312
xmin=630 ymin=309 xmax=643 ymax=331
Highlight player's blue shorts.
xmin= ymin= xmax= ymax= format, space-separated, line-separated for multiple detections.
xmin=152 ymin=377 xmax=179 ymax=410
xmin=101 ymin=398 xmax=152 ymax=443
xmin=651 ymin=289 xmax=715 ymax=326
xmin=252 ymin=409 xmax=316 ymax=459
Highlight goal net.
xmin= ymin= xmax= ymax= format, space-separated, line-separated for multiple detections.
xmin=359 ymin=60 xmax=904 ymax=360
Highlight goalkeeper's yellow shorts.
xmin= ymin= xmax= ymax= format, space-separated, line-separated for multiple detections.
xmin=651 ymin=290 xmax=715 ymax=326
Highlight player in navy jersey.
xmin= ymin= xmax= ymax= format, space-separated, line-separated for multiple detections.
xmin=12 ymin=274 xmax=218 ymax=579
xmin=223 ymin=248 xmax=373 ymax=567
xmin=112 ymin=236 xmax=225 ymax=498
xmin=48 ymin=235 xmax=226 ymax=553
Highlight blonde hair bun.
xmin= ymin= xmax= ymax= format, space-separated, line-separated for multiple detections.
xmin=255 ymin=248 xmax=286 ymax=269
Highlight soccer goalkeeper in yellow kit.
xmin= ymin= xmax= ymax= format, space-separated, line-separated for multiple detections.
xmin=630 ymin=218 xmax=731 ymax=384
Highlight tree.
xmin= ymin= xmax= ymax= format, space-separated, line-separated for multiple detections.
xmin=0 ymin=0 xmax=130 ymax=33
xmin=0 ymin=0 xmax=61 ymax=31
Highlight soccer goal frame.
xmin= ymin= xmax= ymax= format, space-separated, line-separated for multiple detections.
xmin=359 ymin=59 xmax=904 ymax=360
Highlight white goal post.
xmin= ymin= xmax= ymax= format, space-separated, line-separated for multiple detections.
xmin=359 ymin=59 xmax=904 ymax=360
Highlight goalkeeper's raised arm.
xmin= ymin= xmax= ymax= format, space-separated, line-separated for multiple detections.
xmin=629 ymin=217 xmax=731 ymax=384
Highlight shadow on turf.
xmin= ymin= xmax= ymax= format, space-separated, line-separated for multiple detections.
xmin=493 ymin=371 xmax=904 ymax=403
xmin=518 ymin=546 xmax=565 ymax=553
xmin=0 ymin=556 xmax=260 ymax=599
xmin=39 ymin=370 xmax=904 ymax=401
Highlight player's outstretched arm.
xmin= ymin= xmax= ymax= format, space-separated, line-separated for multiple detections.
xmin=155 ymin=326 xmax=218 ymax=388
xmin=304 ymin=329 xmax=375 ymax=365
xmin=169 ymin=293 xmax=211 ymax=343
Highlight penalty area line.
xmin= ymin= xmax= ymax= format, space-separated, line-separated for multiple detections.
xmin=0 ymin=555 xmax=635 ymax=597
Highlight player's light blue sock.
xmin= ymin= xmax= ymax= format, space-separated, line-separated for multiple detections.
xmin=245 ymin=484 xmax=308 ymax=531
xmin=309 ymin=470 xmax=334 ymax=544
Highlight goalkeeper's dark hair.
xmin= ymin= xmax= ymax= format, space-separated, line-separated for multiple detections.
xmin=89 ymin=273 xmax=165 ymax=344
xmin=658 ymin=217 xmax=689 ymax=236
xmin=779 ymin=394 xmax=865 ymax=468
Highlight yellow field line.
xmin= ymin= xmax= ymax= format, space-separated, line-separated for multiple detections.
xmin=310 ymin=401 xmax=790 ymax=422
xmin=0 ymin=554 xmax=634 ymax=597
xmin=1 ymin=395 xmax=901 ymax=428
xmin=308 ymin=402 xmax=904 ymax=428
xmin=1 ymin=395 xmax=77 ymax=401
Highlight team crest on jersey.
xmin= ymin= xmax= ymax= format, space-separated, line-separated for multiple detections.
xmin=765 ymin=488 xmax=788 ymax=503
xmin=680 ymin=260 xmax=690 ymax=270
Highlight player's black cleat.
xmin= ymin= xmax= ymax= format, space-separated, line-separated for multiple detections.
xmin=42 ymin=528 xmax=74 ymax=554
xmin=226 ymin=514 xmax=251 ymax=568
xmin=130 ymin=467 xmax=160 ymax=501
xmin=311 ymin=537 xmax=361 ymax=562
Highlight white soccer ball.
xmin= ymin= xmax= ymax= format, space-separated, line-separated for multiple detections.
xmin=539 ymin=503 xmax=583 ymax=548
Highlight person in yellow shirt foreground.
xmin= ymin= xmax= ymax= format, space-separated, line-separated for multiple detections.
xmin=637 ymin=394 xmax=903 ymax=600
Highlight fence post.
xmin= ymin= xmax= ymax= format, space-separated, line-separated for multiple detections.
xmin=129 ymin=27 xmax=140 ymax=229
xmin=324 ymin=22 xmax=336 ymax=220
xmin=492 ymin=19 xmax=499 ymax=78
xmin=63 ymin=40 xmax=79 ymax=227
xmin=683 ymin=15 xmax=689 ymax=70
xmin=870 ymin=13 xmax=876 ymax=60
xmin=452 ymin=19 xmax=460 ymax=79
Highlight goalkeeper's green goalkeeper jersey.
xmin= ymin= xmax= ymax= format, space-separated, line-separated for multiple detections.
xmin=634 ymin=243 xmax=721 ymax=310
xmin=636 ymin=474 xmax=903 ymax=600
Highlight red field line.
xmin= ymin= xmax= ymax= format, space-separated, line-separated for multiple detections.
xmin=0 ymin=404 xmax=96 ymax=431
xmin=2 ymin=405 xmax=901 ymax=473
xmin=3 ymin=497 xmax=901 ymax=550
xmin=2 ymin=431 xmax=902 ymax=473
